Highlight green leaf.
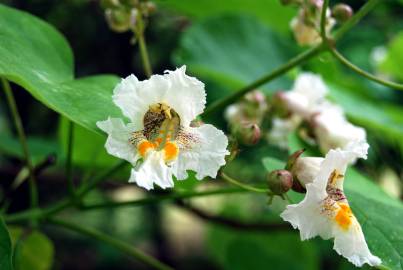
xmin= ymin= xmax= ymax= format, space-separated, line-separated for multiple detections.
xmin=58 ymin=117 xmax=118 ymax=168
xmin=0 ymin=134 xmax=61 ymax=164
xmin=379 ymin=31 xmax=403 ymax=82
xmin=208 ymin=226 xmax=319 ymax=270
xmin=0 ymin=4 xmax=122 ymax=133
xmin=262 ymin=157 xmax=286 ymax=172
xmin=0 ymin=217 xmax=13 ymax=270
xmin=9 ymin=228 xmax=54 ymax=270
xmin=155 ymin=0 xmax=296 ymax=34
xmin=174 ymin=15 xmax=295 ymax=101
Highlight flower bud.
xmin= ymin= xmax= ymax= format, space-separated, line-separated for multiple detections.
xmin=233 ymin=122 xmax=261 ymax=146
xmin=267 ymin=170 xmax=293 ymax=195
xmin=332 ymin=4 xmax=353 ymax=23
xmin=105 ymin=8 xmax=134 ymax=32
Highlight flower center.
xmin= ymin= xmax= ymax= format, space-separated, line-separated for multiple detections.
xmin=137 ymin=103 xmax=180 ymax=163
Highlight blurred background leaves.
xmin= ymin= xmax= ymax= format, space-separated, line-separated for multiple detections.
xmin=0 ymin=0 xmax=402 ymax=270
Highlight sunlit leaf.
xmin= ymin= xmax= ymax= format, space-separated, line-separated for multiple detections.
xmin=0 ymin=4 xmax=122 ymax=133
xmin=9 ymin=228 xmax=54 ymax=270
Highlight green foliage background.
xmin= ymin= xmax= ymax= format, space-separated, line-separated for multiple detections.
xmin=0 ymin=0 xmax=402 ymax=270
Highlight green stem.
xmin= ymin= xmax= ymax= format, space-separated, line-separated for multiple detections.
xmin=134 ymin=10 xmax=152 ymax=78
xmin=221 ymin=173 xmax=272 ymax=194
xmin=5 ymin=161 xmax=127 ymax=223
xmin=333 ymin=0 xmax=380 ymax=41
xmin=1 ymin=78 xmax=38 ymax=213
xmin=320 ymin=0 xmax=329 ymax=41
xmin=48 ymin=217 xmax=174 ymax=270
xmin=202 ymin=45 xmax=324 ymax=118
xmin=330 ymin=48 xmax=403 ymax=91
xmin=65 ymin=121 xmax=75 ymax=197
xmin=82 ymin=187 xmax=247 ymax=210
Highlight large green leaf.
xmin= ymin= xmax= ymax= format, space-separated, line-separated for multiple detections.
xmin=0 ymin=216 xmax=13 ymax=270
xmin=0 ymin=4 xmax=122 ymax=133
xmin=9 ymin=228 xmax=54 ymax=270
xmin=155 ymin=0 xmax=296 ymax=34
xmin=174 ymin=15 xmax=295 ymax=101
xmin=208 ymin=226 xmax=319 ymax=270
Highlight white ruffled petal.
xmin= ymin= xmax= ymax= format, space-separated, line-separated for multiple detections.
xmin=333 ymin=219 xmax=382 ymax=267
xmin=113 ymin=66 xmax=205 ymax=129
xmin=162 ymin=66 xmax=206 ymax=127
xmin=172 ymin=124 xmax=229 ymax=180
xmin=129 ymin=151 xmax=174 ymax=190
xmin=281 ymin=184 xmax=333 ymax=240
xmin=96 ymin=117 xmax=138 ymax=164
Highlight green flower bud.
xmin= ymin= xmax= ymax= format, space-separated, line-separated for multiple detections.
xmin=332 ymin=4 xmax=353 ymax=23
xmin=267 ymin=169 xmax=293 ymax=195
xmin=105 ymin=7 xmax=137 ymax=33
xmin=233 ymin=122 xmax=261 ymax=146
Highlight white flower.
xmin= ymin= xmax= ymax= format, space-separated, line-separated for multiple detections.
xmin=291 ymin=7 xmax=336 ymax=46
xmin=97 ymin=66 xmax=229 ymax=190
xmin=312 ymin=105 xmax=367 ymax=157
xmin=267 ymin=116 xmax=300 ymax=149
xmin=281 ymin=146 xmax=381 ymax=267
xmin=283 ymin=73 xmax=328 ymax=118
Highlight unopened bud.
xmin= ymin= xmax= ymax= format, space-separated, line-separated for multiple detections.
xmin=291 ymin=157 xmax=324 ymax=187
xmin=267 ymin=170 xmax=293 ymax=195
xmin=105 ymin=8 xmax=133 ymax=32
xmin=286 ymin=149 xmax=305 ymax=170
xmin=234 ymin=122 xmax=261 ymax=145
xmin=332 ymin=4 xmax=353 ymax=22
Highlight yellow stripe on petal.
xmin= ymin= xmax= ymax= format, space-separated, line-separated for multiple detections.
xmin=334 ymin=203 xmax=353 ymax=230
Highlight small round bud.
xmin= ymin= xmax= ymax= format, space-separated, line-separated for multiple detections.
xmin=234 ymin=122 xmax=261 ymax=146
xmin=267 ymin=170 xmax=293 ymax=195
xmin=332 ymin=4 xmax=353 ymax=22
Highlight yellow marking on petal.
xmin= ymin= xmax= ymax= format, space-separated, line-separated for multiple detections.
xmin=329 ymin=169 xmax=344 ymax=185
xmin=137 ymin=140 xmax=155 ymax=158
xmin=163 ymin=141 xmax=179 ymax=163
xmin=334 ymin=203 xmax=353 ymax=230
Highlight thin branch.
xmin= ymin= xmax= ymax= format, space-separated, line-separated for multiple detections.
xmin=133 ymin=9 xmax=152 ymax=78
xmin=320 ymin=0 xmax=330 ymax=42
xmin=47 ymin=217 xmax=174 ymax=270
xmin=201 ymin=45 xmax=324 ymax=118
xmin=81 ymin=187 xmax=248 ymax=210
xmin=330 ymin=48 xmax=403 ymax=91
xmin=176 ymin=201 xmax=290 ymax=232
xmin=65 ymin=120 xmax=76 ymax=197
xmin=221 ymin=172 xmax=272 ymax=194
xmin=1 ymin=78 xmax=38 ymax=215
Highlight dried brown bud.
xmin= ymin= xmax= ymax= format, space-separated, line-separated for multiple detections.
xmin=267 ymin=169 xmax=293 ymax=195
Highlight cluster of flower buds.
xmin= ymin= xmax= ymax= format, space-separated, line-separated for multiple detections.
xmin=100 ymin=0 xmax=156 ymax=33
xmin=280 ymin=0 xmax=353 ymax=46
xmin=225 ymin=90 xmax=268 ymax=145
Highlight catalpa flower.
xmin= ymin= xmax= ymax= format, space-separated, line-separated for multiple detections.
xmin=97 ymin=66 xmax=229 ymax=190
xmin=282 ymin=73 xmax=328 ymax=119
xmin=281 ymin=145 xmax=381 ymax=267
